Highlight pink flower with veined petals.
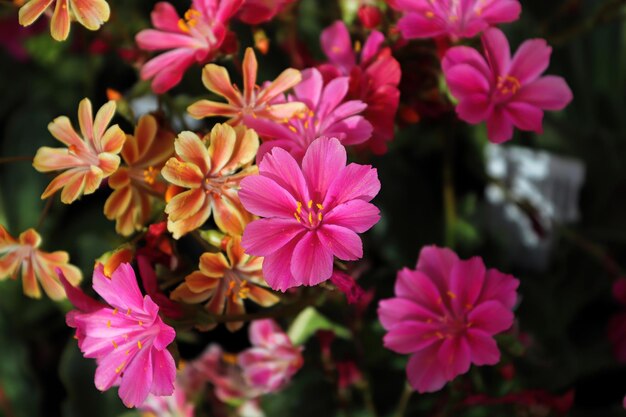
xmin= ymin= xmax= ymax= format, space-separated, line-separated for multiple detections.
xmin=136 ymin=0 xmax=243 ymax=93
xmin=389 ymin=0 xmax=521 ymax=40
xmin=238 ymin=319 xmax=303 ymax=392
xmin=244 ymin=68 xmax=373 ymax=162
xmin=442 ymin=28 xmax=573 ymax=143
xmin=60 ymin=263 xmax=176 ymax=408
xmin=237 ymin=0 xmax=295 ymax=24
xmin=239 ymin=137 xmax=380 ymax=291
xmin=378 ymin=246 xmax=519 ymax=393
xmin=319 ymin=21 xmax=401 ymax=154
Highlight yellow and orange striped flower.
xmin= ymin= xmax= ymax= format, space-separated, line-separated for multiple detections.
xmin=171 ymin=235 xmax=279 ymax=332
xmin=33 ymin=99 xmax=125 ymax=204
xmin=0 ymin=225 xmax=82 ymax=300
xmin=18 ymin=0 xmax=110 ymax=41
xmin=104 ymin=115 xmax=174 ymax=236
xmin=161 ymin=124 xmax=258 ymax=239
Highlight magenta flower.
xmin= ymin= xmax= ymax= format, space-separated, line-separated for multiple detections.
xmin=442 ymin=28 xmax=573 ymax=143
xmin=390 ymin=0 xmax=521 ymax=40
xmin=319 ymin=21 xmax=401 ymax=154
xmin=60 ymin=263 xmax=176 ymax=408
xmin=244 ymin=68 xmax=373 ymax=162
xmin=238 ymin=319 xmax=303 ymax=392
xmin=378 ymin=246 xmax=519 ymax=393
xmin=136 ymin=0 xmax=243 ymax=93
xmin=239 ymin=137 xmax=380 ymax=291
xmin=237 ymin=0 xmax=295 ymax=24
xmin=139 ymin=381 xmax=194 ymax=417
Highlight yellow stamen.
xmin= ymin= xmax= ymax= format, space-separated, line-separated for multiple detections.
xmin=316 ymin=203 xmax=324 ymax=209
xmin=112 ymin=340 xmax=118 ymax=348
xmin=317 ymin=212 xmax=323 ymax=221
xmin=447 ymin=291 xmax=457 ymax=299
xmin=425 ymin=10 xmax=434 ymax=18
xmin=296 ymin=201 xmax=303 ymax=214
xmin=294 ymin=213 xmax=302 ymax=223
xmin=307 ymin=200 xmax=313 ymax=208
xmin=308 ymin=212 xmax=313 ymax=224
xmin=115 ymin=362 xmax=125 ymax=373
xmin=106 ymin=320 xmax=111 ymax=328
xmin=137 ymin=340 xmax=143 ymax=349
xmin=222 ymin=353 xmax=238 ymax=365
xmin=126 ymin=308 xmax=131 ymax=315
xmin=435 ymin=331 xmax=444 ymax=339
xmin=138 ymin=321 xmax=143 ymax=326
xmin=112 ymin=308 xmax=118 ymax=315
xmin=354 ymin=40 xmax=362 ymax=53
xmin=288 ymin=125 xmax=297 ymax=133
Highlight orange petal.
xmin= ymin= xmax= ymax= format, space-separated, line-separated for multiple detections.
xmin=171 ymin=281 xmax=211 ymax=303
xmin=60 ymin=170 xmax=87 ymax=204
xmin=199 ymin=252 xmax=230 ymax=278
xmin=174 ymin=131 xmax=210 ymax=174
xmin=0 ymin=225 xmax=18 ymax=245
xmin=186 ymin=270 xmax=221 ymax=293
xmin=0 ymin=252 xmax=23 ymax=279
xmin=102 ymin=247 xmax=133 ymax=277
xmin=97 ymin=152 xmax=121 ymax=177
xmin=165 ymin=188 xmax=207 ymax=223
xmin=257 ymin=68 xmax=302 ymax=104
xmin=224 ymin=299 xmax=245 ymax=332
xmin=33 ymin=147 xmax=83 ymax=173
xmin=21 ymin=258 xmax=41 ymax=298
xmin=211 ymin=191 xmax=249 ymax=236
xmin=19 ymin=228 xmax=42 ymax=248
xmin=201 ymin=64 xmax=242 ymax=106
xmin=187 ymin=100 xmax=240 ymax=121
xmin=222 ymin=126 xmax=259 ymax=172
xmin=77 ymin=98 xmax=94 ymax=142
xmin=100 ymin=125 xmax=125 ymax=155
xmin=208 ymin=124 xmax=236 ymax=175
xmin=71 ymin=0 xmax=110 ymax=30
xmin=104 ymin=185 xmax=132 ymax=219
xmin=48 ymin=116 xmax=85 ymax=149
xmin=242 ymin=48 xmax=258 ymax=104
xmin=266 ymin=102 xmax=308 ymax=121
xmin=205 ymin=281 xmax=227 ymax=315
xmin=40 ymin=169 xmax=81 ymax=200
xmin=161 ymin=158 xmax=204 ymax=188
xmin=92 ymin=101 xmax=117 ymax=145
xmin=167 ymin=198 xmax=212 ymax=239
xmin=108 ymin=168 xmax=130 ymax=189
xmin=18 ymin=0 xmax=53 ymax=26
xmin=32 ymin=257 xmax=65 ymax=300
xmin=248 ymin=285 xmax=280 ymax=307
xmin=121 ymin=133 xmax=139 ymax=164
xmin=83 ymin=165 xmax=104 ymax=195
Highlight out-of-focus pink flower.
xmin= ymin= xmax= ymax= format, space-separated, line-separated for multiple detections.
xmin=33 ymin=99 xmax=125 ymax=204
xmin=378 ymin=245 xmax=519 ymax=393
xmin=442 ymin=28 xmax=573 ymax=143
xmin=0 ymin=225 xmax=81 ymax=300
xmin=389 ymin=0 xmax=521 ymax=40
xmin=136 ymin=0 xmax=243 ymax=93
xmin=239 ymin=137 xmax=380 ymax=291
xmin=319 ymin=21 xmax=400 ymax=154
xmin=237 ymin=0 xmax=295 ymax=24
xmin=337 ymin=361 xmax=363 ymax=389
xmin=18 ymin=0 xmax=110 ymax=41
xmin=357 ymin=4 xmax=383 ymax=29
xmin=60 ymin=263 xmax=176 ymax=408
xmin=609 ymin=278 xmax=626 ymax=362
xmin=238 ymin=319 xmax=303 ymax=392
xmin=0 ymin=17 xmax=44 ymax=61
xmin=139 ymin=381 xmax=194 ymax=417
xmin=244 ymin=68 xmax=373 ymax=162
xmin=187 ymin=47 xmax=305 ymax=125
xmin=330 ymin=270 xmax=365 ymax=304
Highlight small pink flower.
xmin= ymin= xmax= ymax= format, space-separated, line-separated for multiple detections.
xmin=239 ymin=137 xmax=380 ymax=291
xmin=378 ymin=246 xmax=519 ymax=393
xmin=237 ymin=0 xmax=295 ymax=24
xmin=238 ymin=319 xmax=303 ymax=393
xmin=136 ymin=0 xmax=243 ymax=93
xmin=319 ymin=21 xmax=401 ymax=154
xmin=139 ymin=381 xmax=194 ymax=417
xmin=244 ymin=68 xmax=373 ymax=162
xmin=390 ymin=0 xmax=521 ymax=40
xmin=60 ymin=263 xmax=177 ymax=408
xmin=442 ymin=28 xmax=573 ymax=143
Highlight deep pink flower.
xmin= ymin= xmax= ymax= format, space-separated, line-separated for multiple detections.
xmin=390 ymin=0 xmax=521 ymax=40
xmin=319 ymin=21 xmax=401 ymax=154
xmin=139 ymin=381 xmax=194 ymax=417
xmin=237 ymin=0 xmax=295 ymax=24
xmin=60 ymin=263 xmax=176 ymax=408
xmin=330 ymin=269 xmax=365 ymax=304
xmin=239 ymin=137 xmax=380 ymax=291
xmin=442 ymin=28 xmax=573 ymax=143
xmin=136 ymin=0 xmax=243 ymax=93
xmin=244 ymin=68 xmax=373 ymax=162
xmin=378 ymin=246 xmax=519 ymax=393
xmin=238 ymin=319 xmax=303 ymax=392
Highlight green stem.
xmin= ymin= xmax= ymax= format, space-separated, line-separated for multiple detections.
xmin=443 ymin=135 xmax=457 ymax=248
xmin=393 ymin=383 xmax=414 ymax=417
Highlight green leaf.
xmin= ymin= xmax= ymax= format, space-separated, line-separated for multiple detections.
xmin=287 ymin=307 xmax=350 ymax=346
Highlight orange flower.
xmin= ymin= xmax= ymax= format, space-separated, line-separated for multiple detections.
xmin=171 ymin=236 xmax=279 ymax=332
xmin=161 ymin=124 xmax=258 ymax=239
xmin=103 ymin=115 xmax=174 ymax=236
xmin=33 ymin=98 xmax=125 ymax=204
xmin=0 ymin=225 xmax=81 ymax=300
xmin=187 ymin=47 xmax=306 ymax=125
xmin=18 ymin=0 xmax=110 ymax=41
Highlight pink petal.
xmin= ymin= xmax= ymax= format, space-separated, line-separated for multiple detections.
xmin=466 ymin=328 xmax=501 ymax=366
xmin=293 ymin=68 xmax=323 ymax=108
xmin=397 ymin=12 xmax=444 ymax=39
xmin=317 ymin=76 xmax=349 ymax=118
xmin=93 ymin=345 xmax=127 ymax=391
xmin=257 ymin=147 xmax=310 ymax=202
xmin=509 ymin=38 xmax=551 ymax=85
xmin=141 ymin=49 xmax=196 ymax=94
xmin=479 ymin=268 xmax=519 ymax=309
xmin=467 ymin=300 xmax=514 ymax=334
xmin=378 ymin=298 xmax=439 ymax=330
xmin=136 ymin=30 xmax=200 ymax=51
xmin=515 ymin=76 xmax=573 ymax=110
xmin=383 ymin=321 xmax=439 ymax=354
xmin=92 ymin=263 xmax=144 ymax=312
xmin=249 ymin=319 xmax=282 ymax=347
xmin=323 ymin=200 xmax=380 ymax=233
xmin=395 ymin=268 xmax=444 ymax=315
xmin=445 ymin=64 xmax=490 ymax=98
xmin=416 ymin=245 xmax=458 ymax=293
xmin=486 ymin=107 xmax=514 ymax=144
xmin=148 ymin=348 xmax=176 ymax=395
xmin=449 ymin=257 xmax=486 ymax=314
xmin=406 ymin=344 xmax=448 ymax=393
xmin=481 ymin=28 xmax=511 ymax=77
xmin=290 ymin=231 xmax=333 ymax=286
xmin=302 ymin=137 xmax=346 ymax=201
xmin=239 ymin=175 xmax=298 ymax=218
xmin=242 ymin=218 xmax=304 ymax=256
xmin=262 ymin=238 xmax=300 ymax=291
xmin=320 ymin=21 xmax=355 ymax=74
xmin=118 ymin=348 xmax=153 ymax=407
xmin=504 ymin=102 xmax=544 ymax=133
xmin=324 ymin=115 xmax=373 ymax=146
xmin=442 ymin=46 xmax=491 ymax=78
xmin=455 ymin=93 xmax=492 ymax=124
xmin=437 ymin=336 xmax=471 ymax=380
xmin=323 ymin=163 xmax=380 ymax=207
xmin=361 ymin=30 xmax=385 ymax=63
xmin=150 ymin=2 xmax=182 ymax=31
xmin=480 ymin=0 xmax=521 ymax=25
xmin=318 ymin=224 xmax=362 ymax=261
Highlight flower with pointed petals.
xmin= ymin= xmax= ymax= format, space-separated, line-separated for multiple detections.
xmin=239 ymin=137 xmax=380 ymax=291
xmin=188 ymin=47 xmax=305 ymax=125
xmin=390 ymin=0 xmax=521 ymax=40
xmin=442 ymin=28 xmax=573 ymax=143
xmin=33 ymin=98 xmax=125 ymax=204
xmin=60 ymin=263 xmax=176 ymax=408
xmin=104 ymin=115 xmax=174 ymax=236
xmin=171 ymin=236 xmax=278 ymax=332
xmin=238 ymin=319 xmax=303 ymax=392
xmin=0 ymin=225 xmax=81 ymax=300
xmin=319 ymin=21 xmax=401 ymax=154
xmin=18 ymin=0 xmax=110 ymax=41
xmin=244 ymin=68 xmax=373 ymax=162
xmin=139 ymin=381 xmax=194 ymax=417
xmin=161 ymin=124 xmax=258 ymax=239
xmin=136 ymin=0 xmax=243 ymax=94
xmin=237 ymin=0 xmax=295 ymax=24
xmin=378 ymin=246 xmax=519 ymax=393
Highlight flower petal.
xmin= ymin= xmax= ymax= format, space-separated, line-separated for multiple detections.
xmin=290 ymin=231 xmax=333 ymax=287
xmin=318 ymin=224 xmax=362 ymax=261
xmin=242 ymin=218 xmax=304 ymax=257
xmin=383 ymin=321 xmax=439 ymax=354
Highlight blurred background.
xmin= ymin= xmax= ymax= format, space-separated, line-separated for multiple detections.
xmin=1 ymin=0 xmax=626 ymax=416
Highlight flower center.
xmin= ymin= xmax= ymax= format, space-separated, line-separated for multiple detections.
xmin=226 ymin=279 xmax=250 ymax=302
xmin=143 ymin=166 xmax=158 ymax=185
xmin=496 ymin=75 xmax=521 ymax=96
xmin=178 ymin=9 xmax=202 ymax=33
xmin=294 ymin=200 xmax=324 ymax=229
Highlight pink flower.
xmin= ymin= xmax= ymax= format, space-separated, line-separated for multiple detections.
xmin=238 ymin=319 xmax=303 ymax=392
xmin=319 ymin=21 xmax=401 ymax=154
xmin=390 ymin=0 xmax=521 ymax=40
xmin=237 ymin=0 xmax=295 ymax=24
xmin=139 ymin=381 xmax=194 ymax=417
xmin=244 ymin=68 xmax=373 ymax=162
xmin=60 ymin=263 xmax=177 ymax=408
xmin=442 ymin=28 xmax=573 ymax=143
xmin=239 ymin=137 xmax=380 ymax=291
xmin=378 ymin=246 xmax=519 ymax=393
xmin=136 ymin=0 xmax=243 ymax=93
